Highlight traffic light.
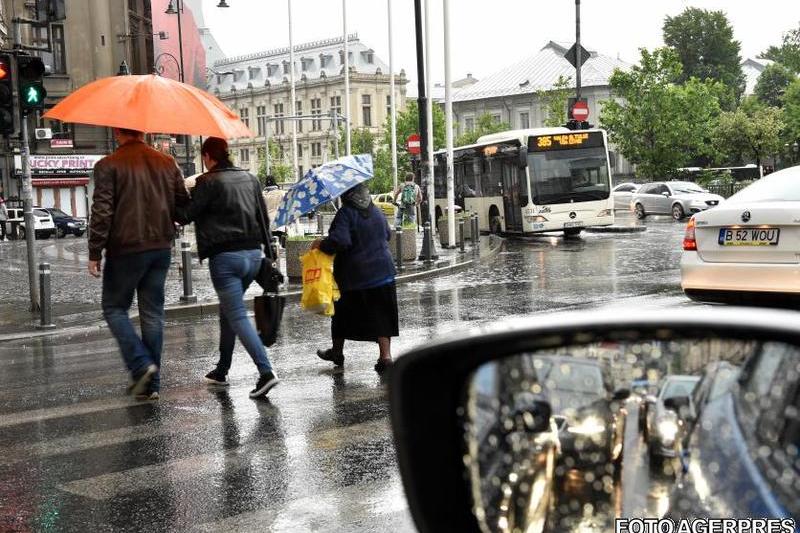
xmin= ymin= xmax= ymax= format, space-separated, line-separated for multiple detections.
xmin=17 ymin=55 xmax=46 ymax=115
xmin=0 ymin=53 xmax=14 ymax=135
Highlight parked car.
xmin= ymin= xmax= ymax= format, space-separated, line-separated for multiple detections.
xmin=682 ymin=166 xmax=800 ymax=306
xmin=3 ymin=206 xmax=56 ymax=239
xmin=41 ymin=208 xmax=86 ymax=238
xmin=668 ymin=339 xmax=799 ymax=520
xmin=611 ymin=182 xmax=639 ymax=210
xmin=631 ymin=181 xmax=723 ymax=221
xmin=372 ymin=192 xmax=397 ymax=219
xmin=642 ymin=375 xmax=700 ymax=469
xmin=531 ymin=355 xmax=629 ymax=477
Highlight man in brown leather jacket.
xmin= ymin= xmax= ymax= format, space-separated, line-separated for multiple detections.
xmin=88 ymin=128 xmax=189 ymax=399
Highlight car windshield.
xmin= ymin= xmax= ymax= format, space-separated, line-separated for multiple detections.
xmin=33 ymin=209 xmax=49 ymax=217
xmin=48 ymin=209 xmax=69 ymax=217
xmin=538 ymin=359 xmax=605 ymax=397
xmin=661 ymin=378 xmax=699 ymax=400
xmin=728 ymin=172 xmax=800 ymax=202
xmin=529 ymin=147 xmax=610 ymax=205
xmin=670 ymin=183 xmax=706 ymax=194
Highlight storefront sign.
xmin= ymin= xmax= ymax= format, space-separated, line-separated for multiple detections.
xmin=16 ymin=154 xmax=104 ymax=175
xmin=50 ymin=138 xmax=74 ymax=148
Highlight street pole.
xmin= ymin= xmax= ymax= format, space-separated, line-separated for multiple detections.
xmin=342 ymin=0 xmax=351 ymax=155
xmin=288 ymin=0 xmax=298 ymax=180
xmin=575 ymin=0 xmax=582 ymax=101
xmin=265 ymin=116 xmax=271 ymax=176
xmin=331 ymin=109 xmax=340 ymax=159
xmin=413 ymin=0 xmax=428 ymax=200
xmin=13 ymin=20 xmax=39 ymax=312
xmin=424 ymin=0 xmax=435 ymax=234
xmin=388 ymin=0 xmax=398 ymax=192
xmin=175 ymin=0 xmax=191 ymax=174
xmin=443 ymin=0 xmax=456 ymax=248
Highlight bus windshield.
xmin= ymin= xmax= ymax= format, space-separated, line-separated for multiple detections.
xmin=528 ymin=147 xmax=610 ymax=205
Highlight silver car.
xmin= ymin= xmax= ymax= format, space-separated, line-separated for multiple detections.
xmin=631 ymin=181 xmax=724 ymax=221
xmin=611 ymin=182 xmax=639 ymax=210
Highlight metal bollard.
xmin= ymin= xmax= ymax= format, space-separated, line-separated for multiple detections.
xmin=317 ymin=213 xmax=324 ymax=235
xmin=472 ymin=215 xmax=480 ymax=249
xmin=459 ymin=219 xmax=465 ymax=253
xmin=36 ymin=263 xmax=56 ymax=330
xmin=423 ymin=221 xmax=432 ymax=262
xmin=180 ymin=241 xmax=197 ymax=304
xmin=395 ymin=226 xmax=403 ymax=269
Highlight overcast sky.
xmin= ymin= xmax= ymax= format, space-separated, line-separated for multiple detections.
xmin=201 ymin=0 xmax=800 ymax=86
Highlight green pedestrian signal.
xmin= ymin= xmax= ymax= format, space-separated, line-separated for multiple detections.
xmin=17 ymin=55 xmax=47 ymax=115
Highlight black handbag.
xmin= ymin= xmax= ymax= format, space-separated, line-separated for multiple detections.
xmin=254 ymin=191 xmax=285 ymax=347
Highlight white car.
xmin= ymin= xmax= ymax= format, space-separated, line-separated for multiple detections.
xmin=4 ymin=206 xmax=56 ymax=239
xmin=681 ymin=166 xmax=800 ymax=305
xmin=611 ymin=182 xmax=639 ymax=210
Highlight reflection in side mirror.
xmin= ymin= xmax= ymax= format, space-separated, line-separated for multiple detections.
xmin=460 ymin=337 xmax=784 ymax=533
xmin=664 ymin=395 xmax=690 ymax=412
xmin=612 ymin=388 xmax=631 ymax=401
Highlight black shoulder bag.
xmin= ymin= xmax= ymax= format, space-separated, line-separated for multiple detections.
xmin=254 ymin=190 xmax=285 ymax=347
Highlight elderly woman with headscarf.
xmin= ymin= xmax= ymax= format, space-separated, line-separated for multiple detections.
xmin=313 ymin=183 xmax=398 ymax=373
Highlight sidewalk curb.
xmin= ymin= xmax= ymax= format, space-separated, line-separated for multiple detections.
xmin=0 ymin=237 xmax=504 ymax=341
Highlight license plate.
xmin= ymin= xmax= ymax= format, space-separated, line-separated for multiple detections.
xmin=718 ymin=227 xmax=780 ymax=246
xmin=563 ymin=221 xmax=583 ymax=228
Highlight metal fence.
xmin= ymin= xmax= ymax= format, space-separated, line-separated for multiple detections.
xmin=704 ymin=181 xmax=753 ymax=199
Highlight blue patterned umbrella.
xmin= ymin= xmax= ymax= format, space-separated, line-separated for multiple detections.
xmin=273 ymin=154 xmax=373 ymax=228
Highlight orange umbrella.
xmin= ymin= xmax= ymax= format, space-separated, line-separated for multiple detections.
xmin=43 ymin=74 xmax=252 ymax=139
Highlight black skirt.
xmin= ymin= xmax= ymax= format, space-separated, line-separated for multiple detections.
xmin=331 ymin=282 xmax=399 ymax=341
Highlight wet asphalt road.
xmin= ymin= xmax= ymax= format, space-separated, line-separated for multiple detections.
xmin=0 ymin=214 xmax=697 ymax=532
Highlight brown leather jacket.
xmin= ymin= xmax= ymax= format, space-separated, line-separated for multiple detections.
xmin=89 ymin=140 xmax=189 ymax=261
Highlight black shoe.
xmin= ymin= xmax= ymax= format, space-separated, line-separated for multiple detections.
xmin=129 ymin=364 xmax=158 ymax=396
xmin=204 ymin=369 xmax=229 ymax=386
xmin=317 ymin=348 xmax=344 ymax=367
xmin=249 ymin=371 xmax=279 ymax=398
xmin=374 ymin=358 xmax=394 ymax=374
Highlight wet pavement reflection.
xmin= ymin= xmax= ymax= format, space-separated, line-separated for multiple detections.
xmin=0 ymin=215 xmax=695 ymax=532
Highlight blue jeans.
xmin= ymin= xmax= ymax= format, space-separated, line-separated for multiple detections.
xmin=102 ymin=249 xmax=171 ymax=391
xmin=210 ymin=249 xmax=273 ymax=376
xmin=395 ymin=205 xmax=417 ymax=226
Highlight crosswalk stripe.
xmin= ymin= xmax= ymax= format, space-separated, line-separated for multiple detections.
xmin=57 ymin=419 xmax=389 ymax=501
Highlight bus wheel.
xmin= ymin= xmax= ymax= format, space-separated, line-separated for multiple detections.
xmin=564 ymin=228 xmax=582 ymax=238
xmin=634 ymin=204 xmax=647 ymax=220
xmin=489 ymin=216 xmax=502 ymax=235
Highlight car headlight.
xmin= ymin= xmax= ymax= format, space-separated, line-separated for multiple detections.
xmin=567 ymin=415 xmax=606 ymax=435
xmin=67 ymin=222 xmax=76 ymax=227
xmin=656 ymin=418 xmax=679 ymax=445
xmin=596 ymin=209 xmax=612 ymax=217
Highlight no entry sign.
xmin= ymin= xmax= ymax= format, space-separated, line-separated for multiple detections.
xmin=406 ymin=133 xmax=421 ymax=155
xmin=571 ymin=100 xmax=589 ymax=121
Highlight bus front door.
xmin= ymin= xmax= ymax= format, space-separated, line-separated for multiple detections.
xmin=501 ymin=161 xmax=523 ymax=232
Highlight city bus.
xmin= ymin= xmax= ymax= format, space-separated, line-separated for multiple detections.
xmin=433 ymin=127 xmax=614 ymax=236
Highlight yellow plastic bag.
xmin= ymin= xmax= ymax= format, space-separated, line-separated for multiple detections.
xmin=300 ymin=249 xmax=340 ymax=316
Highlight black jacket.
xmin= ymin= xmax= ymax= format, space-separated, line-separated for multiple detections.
xmin=177 ymin=166 xmax=268 ymax=260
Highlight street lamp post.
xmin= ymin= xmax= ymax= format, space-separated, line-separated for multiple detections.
xmin=165 ymin=0 xmax=193 ymax=175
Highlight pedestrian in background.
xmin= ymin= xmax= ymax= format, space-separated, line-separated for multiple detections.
xmin=178 ymin=137 xmax=279 ymax=399
xmin=0 ymin=196 xmax=7 ymax=241
xmin=315 ymin=183 xmax=399 ymax=373
xmin=393 ymin=172 xmax=422 ymax=227
xmin=88 ymin=128 xmax=189 ymax=400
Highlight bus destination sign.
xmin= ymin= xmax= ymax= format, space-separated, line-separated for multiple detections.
xmin=529 ymin=131 xmax=604 ymax=152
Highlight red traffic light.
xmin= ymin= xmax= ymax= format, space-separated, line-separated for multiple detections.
xmin=0 ymin=61 xmax=8 ymax=80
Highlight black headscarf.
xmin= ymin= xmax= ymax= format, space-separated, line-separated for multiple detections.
xmin=342 ymin=183 xmax=372 ymax=214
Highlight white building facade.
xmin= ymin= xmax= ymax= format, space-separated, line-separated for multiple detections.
xmin=208 ymin=34 xmax=408 ymax=179
xmin=452 ymin=42 xmax=635 ymax=178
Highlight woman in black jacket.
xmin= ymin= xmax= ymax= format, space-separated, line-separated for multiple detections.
xmin=179 ymin=137 xmax=279 ymax=398
xmin=314 ymin=184 xmax=398 ymax=373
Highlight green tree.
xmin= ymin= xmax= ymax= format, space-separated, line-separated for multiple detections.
xmin=763 ymin=23 xmax=800 ymax=73
xmin=663 ymin=8 xmax=745 ymax=103
xmin=713 ymin=104 xmax=784 ymax=170
xmin=599 ymin=48 xmax=722 ymax=180
xmin=256 ymin=139 xmax=294 ymax=184
xmin=754 ymin=63 xmax=795 ymax=107
xmin=331 ymin=126 xmax=376 ymax=158
xmin=534 ymin=75 xmax=572 ymax=127
xmin=455 ymin=113 xmax=511 ymax=146
xmin=783 ymin=78 xmax=800 ymax=145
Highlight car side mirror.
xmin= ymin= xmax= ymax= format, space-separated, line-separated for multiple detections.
xmin=517 ymin=148 xmax=528 ymax=169
xmin=645 ymin=394 xmax=657 ymax=404
xmin=664 ymin=395 xmax=691 ymax=412
xmin=389 ymin=307 xmax=800 ymax=532
xmin=612 ymin=388 xmax=630 ymax=401
xmin=661 ymin=191 xmax=670 ymax=197
xmin=510 ymin=400 xmax=551 ymax=433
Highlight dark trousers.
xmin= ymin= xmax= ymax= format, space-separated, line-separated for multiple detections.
xmin=102 ymin=249 xmax=171 ymax=391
